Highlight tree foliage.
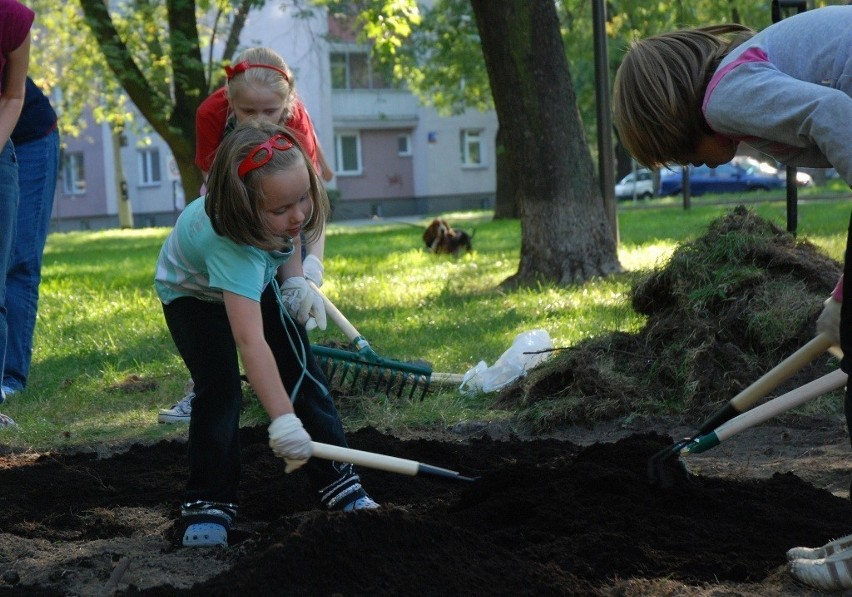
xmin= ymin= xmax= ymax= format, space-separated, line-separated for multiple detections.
xmin=27 ymin=0 xmax=262 ymax=201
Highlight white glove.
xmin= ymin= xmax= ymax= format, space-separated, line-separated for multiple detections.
xmin=280 ymin=276 xmax=327 ymax=331
xmin=268 ymin=413 xmax=313 ymax=473
xmin=817 ymin=296 xmax=842 ymax=347
xmin=302 ymin=254 xmax=324 ymax=288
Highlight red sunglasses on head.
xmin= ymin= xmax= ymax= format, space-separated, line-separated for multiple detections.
xmin=238 ymin=133 xmax=294 ymax=178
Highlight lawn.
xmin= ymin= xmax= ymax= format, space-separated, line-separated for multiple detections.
xmin=2 ymin=195 xmax=849 ymax=450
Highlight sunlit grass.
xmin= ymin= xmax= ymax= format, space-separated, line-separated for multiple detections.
xmin=1 ymin=196 xmax=848 ymax=449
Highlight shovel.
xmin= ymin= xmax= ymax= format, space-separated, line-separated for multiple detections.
xmin=681 ymin=368 xmax=847 ymax=455
xmin=311 ymin=442 xmax=477 ymax=482
xmin=648 ymin=333 xmax=835 ymax=487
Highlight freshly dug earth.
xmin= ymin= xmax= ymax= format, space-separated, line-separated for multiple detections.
xmin=0 ymin=419 xmax=851 ymax=596
xmin=2 ymin=206 xmax=850 ymax=595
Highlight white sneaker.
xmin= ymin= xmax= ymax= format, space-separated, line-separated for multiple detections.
xmin=787 ymin=531 xmax=852 ymax=561
xmin=789 ymin=546 xmax=852 ymax=592
xmin=158 ymin=392 xmax=194 ymax=424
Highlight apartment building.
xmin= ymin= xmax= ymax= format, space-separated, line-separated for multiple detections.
xmin=51 ymin=3 xmax=498 ymax=230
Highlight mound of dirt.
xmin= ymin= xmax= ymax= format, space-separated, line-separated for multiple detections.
xmin=1 ymin=424 xmax=851 ymax=596
xmin=510 ymin=206 xmax=842 ymax=427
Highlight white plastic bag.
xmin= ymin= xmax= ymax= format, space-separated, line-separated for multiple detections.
xmin=459 ymin=329 xmax=554 ymax=394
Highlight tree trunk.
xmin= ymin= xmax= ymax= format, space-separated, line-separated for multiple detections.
xmin=470 ymin=0 xmax=621 ymax=286
xmin=493 ymin=127 xmax=519 ymax=219
xmin=79 ymin=0 xmax=209 ymax=203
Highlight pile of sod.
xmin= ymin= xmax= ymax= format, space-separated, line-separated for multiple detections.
xmin=503 ymin=206 xmax=842 ymax=430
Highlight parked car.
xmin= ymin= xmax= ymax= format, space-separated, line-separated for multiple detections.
xmin=658 ymin=161 xmax=786 ymax=196
xmin=735 ymin=156 xmax=813 ymax=187
xmin=615 ymin=169 xmax=654 ymax=201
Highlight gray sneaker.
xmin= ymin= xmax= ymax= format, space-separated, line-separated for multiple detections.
xmin=158 ymin=392 xmax=194 ymax=424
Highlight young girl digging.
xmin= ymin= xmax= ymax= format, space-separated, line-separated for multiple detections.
xmin=159 ymin=47 xmax=332 ymax=423
xmin=613 ymin=6 xmax=851 ymax=590
xmin=155 ymin=121 xmax=377 ymax=548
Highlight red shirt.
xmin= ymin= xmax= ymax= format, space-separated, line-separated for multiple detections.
xmin=195 ymin=86 xmax=320 ymax=173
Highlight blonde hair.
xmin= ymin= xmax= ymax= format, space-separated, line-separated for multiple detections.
xmin=226 ymin=47 xmax=296 ymax=123
xmin=612 ymin=25 xmax=753 ymax=168
xmin=205 ymin=120 xmax=329 ymax=251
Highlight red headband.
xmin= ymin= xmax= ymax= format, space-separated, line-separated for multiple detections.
xmin=224 ymin=61 xmax=290 ymax=83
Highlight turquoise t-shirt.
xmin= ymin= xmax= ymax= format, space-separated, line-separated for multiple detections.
xmin=155 ymin=197 xmax=293 ymax=305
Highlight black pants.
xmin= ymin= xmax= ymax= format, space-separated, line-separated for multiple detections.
xmin=162 ymin=285 xmax=367 ymax=516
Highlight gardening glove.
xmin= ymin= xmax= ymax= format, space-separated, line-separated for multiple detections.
xmin=280 ymin=276 xmax=327 ymax=331
xmin=817 ymin=296 xmax=842 ymax=347
xmin=268 ymin=413 xmax=313 ymax=473
xmin=302 ymin=254 xmax=324 ymax=288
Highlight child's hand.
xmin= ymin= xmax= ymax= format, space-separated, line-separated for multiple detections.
xmin=302 ymin=254 xmax=324 ymax=288
xmin=817 ymin=296 xmax=842 ymax=347
xmin=268 ymin=413 xmax=313 ymax=473
xmin=280 ymin=277 xmax=327 ymax=331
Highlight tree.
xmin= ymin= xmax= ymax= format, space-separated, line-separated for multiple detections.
xmin=469 ymin=0 xmax=620 ymax=285
xmin=29 ymin=0 xmax=262 ymax=202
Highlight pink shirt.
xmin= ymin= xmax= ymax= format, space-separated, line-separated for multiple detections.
xmin=0 ymin=0 xmax=34 ymax=91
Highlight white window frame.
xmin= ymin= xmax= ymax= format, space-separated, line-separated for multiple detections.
xmin=137 ymin=147 xmax=162 ymax=187
xmin=397 ymin=134 xmax=412 ymax=157
xmin=62 ymin=151 xmax=86 ymax=195
xmin=334 ymin=131 xmax=362 ymax=176
xmin=460 ymin=129 xmax=484 ymax=167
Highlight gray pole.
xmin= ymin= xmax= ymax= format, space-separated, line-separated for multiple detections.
xmin=593 ymin=0 xmax=618 ymax=245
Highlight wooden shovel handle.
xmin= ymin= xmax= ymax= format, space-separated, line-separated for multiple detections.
xmin=728 ymin=333 xmax=833 ymax=412
xmin=307 ymin=280 xmax=362 ymax=343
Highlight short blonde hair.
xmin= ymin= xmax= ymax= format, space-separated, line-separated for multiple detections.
xmin=612 ymin=25 xmax=753 ymax=168
xmin=226 ymin=47 xmax=296 ymax=123
xmin=205 ymin=120 xmax=329 ymax=251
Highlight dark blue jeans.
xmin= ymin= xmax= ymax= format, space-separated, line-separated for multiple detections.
xmin=0 ymin=140 xmax=19 ymax=403
xmin=162 ymin=284 xmax=367 ymax=515
xmin=3 ymin=129 xmax=59 ymax=392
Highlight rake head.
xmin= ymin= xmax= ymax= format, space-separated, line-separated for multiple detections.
xmin=312 ymin=344 xmax=433 ymax=400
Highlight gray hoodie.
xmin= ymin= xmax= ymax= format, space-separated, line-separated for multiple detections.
xmin=703 ymin=5 xmax=851 ymax=184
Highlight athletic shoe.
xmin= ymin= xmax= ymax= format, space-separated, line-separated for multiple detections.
xmin=342 ymin=495 xmax=380 ymax=512
xmin=0 ymin=413 xmax=16 ymax=427
xmin=158 ymin=392 xmax=194 ymax=424
xmin=787 ymin=531 xmax=852 ymax=561
xmin=183 ymin=522 xmax=227 ymax=548
xmin=789 ymin=546 xmax=852 ymax=591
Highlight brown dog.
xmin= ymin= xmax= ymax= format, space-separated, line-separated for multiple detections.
xmin=423 ymin=217 xmax=474 ymax=256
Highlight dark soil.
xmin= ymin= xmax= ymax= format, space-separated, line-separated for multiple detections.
xmin=1 ymin=420 xmax=851 ymax=596
xmin=2 ymin=207 xmax=849 ymax=596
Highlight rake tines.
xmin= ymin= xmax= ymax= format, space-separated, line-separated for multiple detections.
xmin=312 ymin=344 xmax=432 ymax=400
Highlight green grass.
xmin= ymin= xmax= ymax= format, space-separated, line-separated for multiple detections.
xmin=1 ymin=195 xmax=849 ymax=450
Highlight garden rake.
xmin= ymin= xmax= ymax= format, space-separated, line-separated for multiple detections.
xmin=308 ymin=282 xmax=440 ymax=400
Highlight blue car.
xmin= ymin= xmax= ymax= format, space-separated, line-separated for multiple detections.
xmin=658 ymin=162 xmax=786 ymax=196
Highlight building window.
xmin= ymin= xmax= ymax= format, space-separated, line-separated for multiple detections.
xmin=138 ymin=148 xmax=161 ymax=186
xmin=397 ymin=134 xmax=412 ymax=157
xmin=61 ymin=151 xmax=86 ymax=195
xmin=334 ymin=132 xmax=362 ymax=175
xmin=460 ymin=130 xmax=483 ymax=167
xmin=330 ymin=50 xmax=393 ymax=90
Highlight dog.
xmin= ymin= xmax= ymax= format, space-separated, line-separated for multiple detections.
xmin=423 ymin=217 xmax=475 ymax=256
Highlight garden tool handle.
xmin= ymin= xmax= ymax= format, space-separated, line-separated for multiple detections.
xmin=728 ymin=333 xmax=832 ymax=411
xmin=310 ymin=441 xmax=476 ymax=481
xmin=683 ymin=368 xmax=848 ymax=455
xmin=307 ymin=281 xmax=368 ymax=348
xmin=697 ymin=333 xmax=834 ymax=434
